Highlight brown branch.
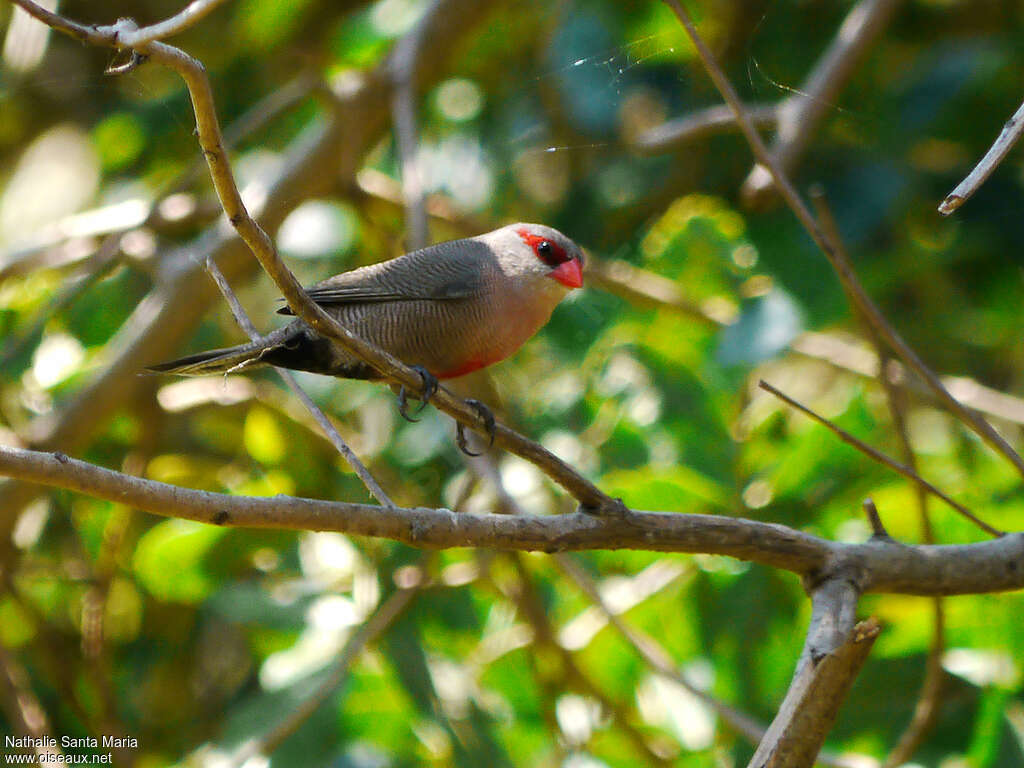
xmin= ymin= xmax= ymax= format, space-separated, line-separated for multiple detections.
xmin=939 ymin=98 xmax=1024 ymax=214
xmin=862 ymin=498 xmax=889 ymax=539
xmin=795 ymin=578 xmax=861 ymax=676
xmin=662 ymin=0 xmax=1024 ymax=482
xmin=758 ymin=379 xmax=1002 ymax=537
xmin=748 ymin=616 xmax=880 ymax=768
xmin=632 ymin=102 xmax=778 ymax=154
xmin=4 ymin=445 xmax=1024 ymax=596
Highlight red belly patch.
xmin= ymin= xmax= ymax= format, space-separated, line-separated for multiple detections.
xmin=435 ymin=358 xmax=490 ymax=380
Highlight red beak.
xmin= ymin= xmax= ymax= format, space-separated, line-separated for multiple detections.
xmin=550 ymin=258 xmax=583 ymax=289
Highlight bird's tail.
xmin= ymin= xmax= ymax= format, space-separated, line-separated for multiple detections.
xmin=145 ymin=341 xmax=272 ymax=376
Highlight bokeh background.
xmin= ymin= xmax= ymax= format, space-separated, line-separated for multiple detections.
xmin=1 ymin=0 xmax=1024 ymax=765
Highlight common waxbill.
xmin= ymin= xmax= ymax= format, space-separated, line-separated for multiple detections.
xmin=149 ymin=223 xmax=585 ymax=414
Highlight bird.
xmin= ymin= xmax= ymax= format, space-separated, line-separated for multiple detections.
xmin=148 ymin=222 xmax=586 ymax=453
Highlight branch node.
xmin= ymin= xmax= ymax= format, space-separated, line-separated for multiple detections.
xmin=104 ymin=50 xmax=147 ymax=76
xmin=863 ymin=498 xmax=890 ymax=540
xmin=580 ymin=497 xmax=630 ymax=519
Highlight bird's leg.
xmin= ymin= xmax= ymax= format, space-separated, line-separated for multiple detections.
xmin=455 ymin=399 xmax=496 ymax=457
xmin=397 ymin=365 xmax=438 ymax=422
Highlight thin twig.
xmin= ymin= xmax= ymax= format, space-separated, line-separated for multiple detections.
xmin=759 ymin=379 xmax=1001 ymax=537
xmin=97 ymin=0 xmax=231 ymax=49
xmin=939 ymin=98 xmax=1024 ymax=214
xmin=632 ymin=102 xmax=778 ymax=154
xmin=662 ymin=0 xmax=1024 ymax=482
xmin=862 ymin=499 xmax=889 ymax=539
xmin=204 ymin=257 xmax=395 ymax=508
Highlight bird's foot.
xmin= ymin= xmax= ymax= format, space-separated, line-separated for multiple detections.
xmin=455 ymin=399 xmax=496 ymax=457
xmin=397 ymin=365 xmax=438 ymax=422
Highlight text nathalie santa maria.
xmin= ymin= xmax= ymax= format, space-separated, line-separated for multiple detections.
xmin=5 ymin=735 xmax=137 ymax=749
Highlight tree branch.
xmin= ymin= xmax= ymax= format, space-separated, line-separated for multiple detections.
xmin=632 ymin=102 xmax=778 ymax=155
xmin=4 ymin=444 xmax=1024 ymax=595
xmin=939 ymin=97 xmax=1024 ymax=214
xmin=748 ymin=617 xmax=880 ymax=768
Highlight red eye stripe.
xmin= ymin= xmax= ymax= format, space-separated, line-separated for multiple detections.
xmin=516 ymin=227 xmax=568 ymax=266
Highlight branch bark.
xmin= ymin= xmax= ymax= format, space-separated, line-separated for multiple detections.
xmin=939 ymin=97 xmax=1024 ymax=214
xmin=748 ymin=618 xmax=880 ymax=768
xmin=3 ymin=445 xmax=1024 ymax=596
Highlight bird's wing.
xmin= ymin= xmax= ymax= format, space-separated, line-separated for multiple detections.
xmin=275 ymin=242 xmax=488 ymax=316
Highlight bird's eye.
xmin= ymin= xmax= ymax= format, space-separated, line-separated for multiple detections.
xmin=535 ymin=239 xmax=568 ymax=267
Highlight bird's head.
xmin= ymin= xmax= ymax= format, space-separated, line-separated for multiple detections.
xmin=501 ymin=223 xmax=586 ymax=291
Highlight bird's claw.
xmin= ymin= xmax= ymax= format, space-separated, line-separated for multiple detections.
xmin=397 ymin=365 xmax=437 ymax=422
xmin=455 ymin=399 xmax=496 ymax=457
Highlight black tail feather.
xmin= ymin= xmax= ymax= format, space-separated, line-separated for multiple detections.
xmin=145 ymin=343 xmax=267 ymax=376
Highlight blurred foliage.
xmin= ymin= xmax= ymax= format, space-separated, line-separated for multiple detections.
xmin=1 ymin=0 xmax=1024 ymax=766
